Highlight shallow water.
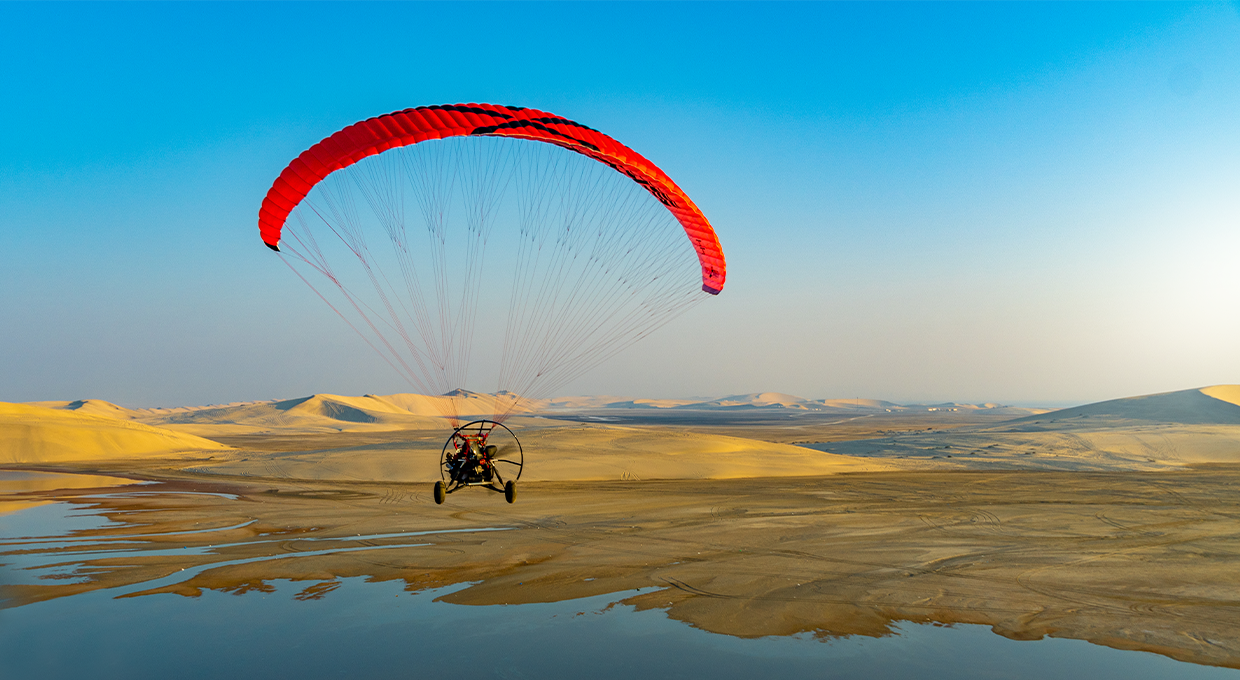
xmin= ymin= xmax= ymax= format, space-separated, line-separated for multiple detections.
xmin=3 ymin=567 xmax=1236 ymax=680
xmin=2 ymin=473 xmax=1238 ymax=679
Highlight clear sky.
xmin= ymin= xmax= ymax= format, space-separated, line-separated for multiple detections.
xmin=2 ymin=2 xmax=1238 ymax=408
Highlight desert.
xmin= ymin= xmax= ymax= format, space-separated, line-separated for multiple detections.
xmin=5 ymin=385 xmax=1240 ymax=672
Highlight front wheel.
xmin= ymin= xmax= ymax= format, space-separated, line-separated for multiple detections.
xmin=433 ymin=480 xmax=446 ymax=505
xmin=504 ymin=480 xmax=516 ymax=504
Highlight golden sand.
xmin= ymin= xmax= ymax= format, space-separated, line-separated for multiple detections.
xmin=1202 ymin=385 xmax=1240 ymax=407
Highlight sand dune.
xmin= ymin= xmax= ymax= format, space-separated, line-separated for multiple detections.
xmin=1010 ymin=385 xmax=1240 ymax=425
xmin=136 ymin=391 xmax=534 ymax=436
xmin=590 ymin=398 xmax=703 ymax=409
xmin=29 ymin=392 xmax=523 ymax=437
xmin=538 ymin=395 xmax=633 ymax=410
xmin=132 ymin=394 xmax=445 ymax=437
xmin=694 ymin=392 xmax=819 ymax=408
xmin=27 ymin=399 xmax=139 ymax=420
xmin=373 ymin=389 xmax=526 ymax=417
xmin=0 ymin=402 xmax=231 ymax=464
xmin=818 ymin=398 xmax=902 ymax=410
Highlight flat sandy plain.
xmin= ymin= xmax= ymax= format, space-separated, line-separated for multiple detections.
xmin=3 ymin=387 xmax=1239 ymax=669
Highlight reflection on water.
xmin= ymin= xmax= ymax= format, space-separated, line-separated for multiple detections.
xmin=0 ymin=470 xmax=146 ymax=525
xmin=2 ymin=471 xmax=1239 ymax=679
xmin=0 ymin=470 xmax=145 ymax=494
xmin=4 ymin=568 xmax=1236 ymax=679
xmin=1 ymin=497 xmax=121 ymax=540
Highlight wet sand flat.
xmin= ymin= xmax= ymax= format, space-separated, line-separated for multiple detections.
xmin=4 ymin=466 xmax=1239 ymax=669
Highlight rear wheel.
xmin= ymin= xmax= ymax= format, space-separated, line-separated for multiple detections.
xmin=433 ymin=480 xmax=446 ymax=505
xmin=504 ymin=480 xmax=517 ymax=504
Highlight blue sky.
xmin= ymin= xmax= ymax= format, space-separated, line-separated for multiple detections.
xmin=2 ymin=2 xmax=1238 ymax=407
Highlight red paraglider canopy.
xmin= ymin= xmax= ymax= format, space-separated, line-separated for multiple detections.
xmin=258 ymin=104 xmax=725 ymax=294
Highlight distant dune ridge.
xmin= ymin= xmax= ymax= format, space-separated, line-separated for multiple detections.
xmin=141 ymin=394 xmax=447 ymax=436
xmin=595 ymin=392 xmax=994 ymax=412
xmin=8 ymin=385 xmax=1238 ymax=477
xmin=31 ymin=393 xmax=461 ymax=436
xmin=25 ymin=390 xmax=1025 ymax=434
xmin=23 ymin=390 xmax=1012 ymax=443
xmin=669 ymin=393 xmax=1022 ymax=413
xmin=690 ymin=392 xmax=895 ymax=410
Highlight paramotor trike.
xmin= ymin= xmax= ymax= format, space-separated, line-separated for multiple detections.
xmin=434 ymin=420 xmax=523 ymax=504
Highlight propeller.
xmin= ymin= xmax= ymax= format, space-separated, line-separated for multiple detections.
xmin=492 ymin=443 xmax=521 ymax=466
